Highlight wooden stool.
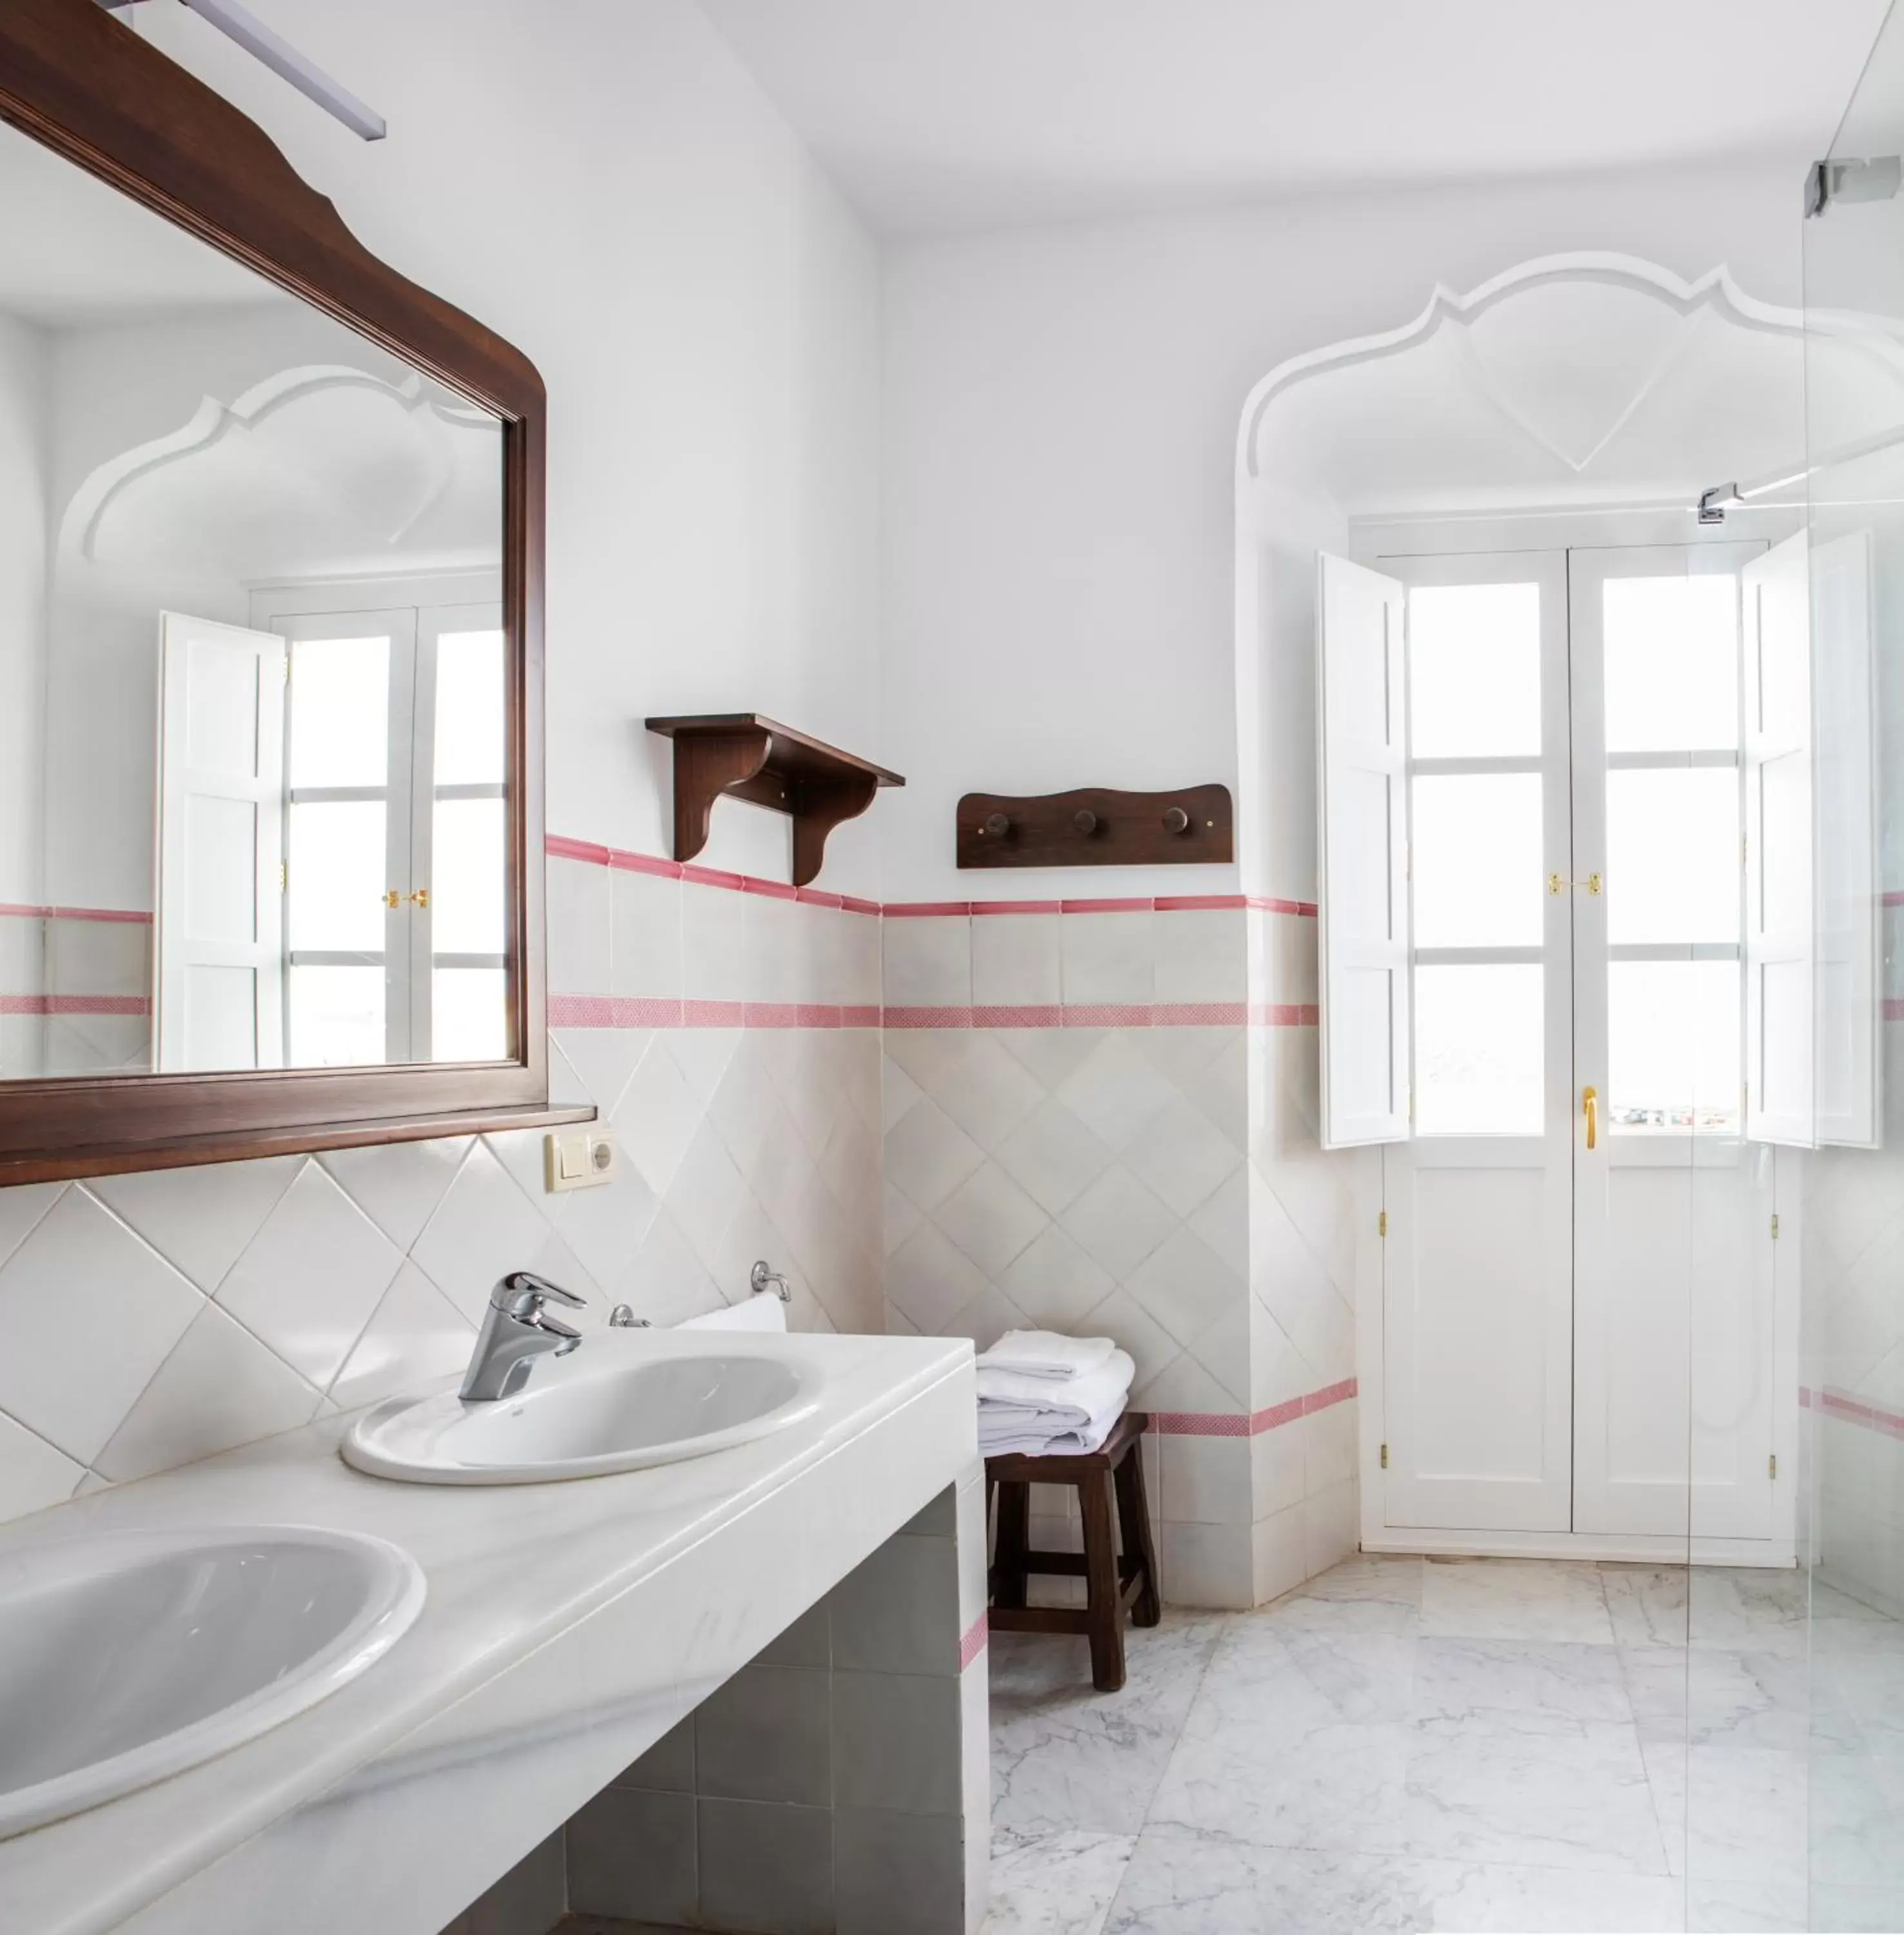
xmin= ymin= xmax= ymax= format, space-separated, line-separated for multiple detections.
xmin=986 ymin=1410 xmax=1162 ymax=1692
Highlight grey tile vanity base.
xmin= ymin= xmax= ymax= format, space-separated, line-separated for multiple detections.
xmin=446 ymin=1473 xmax=988 ymax=1935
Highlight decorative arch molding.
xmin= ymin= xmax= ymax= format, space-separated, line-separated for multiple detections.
xmin=57 ymin=361 xmax=499 ymax=566
xmin=1236 ymin=251 xmax=1904 ymax=482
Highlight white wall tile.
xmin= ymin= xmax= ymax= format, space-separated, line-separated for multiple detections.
xmin=215 ymin=1162 xmax=404 ymax=1388
xmin=1252 ymin=1502 xmax=1309 ymax=1605
xmin=993 ymin=1099 xmax=1115 ymax=1218
xmin=682 ymin=880 xmax=750 ymax=1004
xmin=94 ymin=1304 xmax=321 ymax=1484
xmin=1055 ymin=1032 xmax=1176 ymax=1147
xmin=547 ymin=854 xmax=611 ymax=991
xmin=1162 ymin=1519 xmax=1253 ymax=1610
xmin=1161 ymin=1433 xmax=1252 ymax=1525
xmin=0 ymin=1409 xmax=84 ymax=1521
xmin=997 ymin=1225 xmax=1115 ymax=1331
xmin=89 ymin=1156 xmax=301 ymax=1293
xmin=1058 ymin=1166 xmax=1176 ymax=1280
xmin=1122 ymin=1096 xmax=1242 ymax=1218
xmin=1151 ymin=909 xmax=1245 ymax=1004
xmin=1060 ymin=913 xmax=1154 ymax=1007
xmin=1252 ymin=1418 xmax=1307 ymax=1520
xmin=316 ymin=1136 xmax=471 ymax=1251
xmin=330 ymin=1264 xmax=475 ymax=1410
xmin=0 ymin=1180 xmax=61 ymax=1271
xmin=0 ymin=1188 xmax=203 ymax=1464
xmin=971 ymin=915 xmax=1060 ymax=1007
xmin=885 ymin=1098 xmax=986 ymax=1211
xmin=933 ymin=1164 xmax=1047 ymax=1277
xmin=611 ymin=866 xmax=683 ymax=1000
xmin=410 ymin=1140 xmax=599 ymax=1323
xmin=883 ymin=917 xmax=972 ymax=1006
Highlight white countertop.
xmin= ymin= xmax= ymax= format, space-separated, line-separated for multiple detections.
xmin=0 ymin=1330 xmax=976 ymax=1935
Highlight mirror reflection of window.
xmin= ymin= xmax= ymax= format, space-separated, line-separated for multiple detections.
xmin=263 ymin=597 xmax=506 ymax=1067
xmin=0 ymin=112 xmax=508 ymax=1080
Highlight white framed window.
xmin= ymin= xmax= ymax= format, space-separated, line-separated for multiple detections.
xmin=253 ymin=574 xmax=506 ymax=1067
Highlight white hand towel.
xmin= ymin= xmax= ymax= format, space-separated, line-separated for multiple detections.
xmin=677 ymin=1290 xmax=788 ymax=1333
xmin=977 ymin=1329 xmax=1115 ymax=1382
xmin=977 ymin=1349 xmax=1134 ymax=1422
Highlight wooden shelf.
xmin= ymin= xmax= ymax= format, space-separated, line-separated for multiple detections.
xmin=646 ymin=713 xmax=904 ymax=888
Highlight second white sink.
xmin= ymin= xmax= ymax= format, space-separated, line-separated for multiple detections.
xmin=342 ymin=1331 xmax=825 ymax=1484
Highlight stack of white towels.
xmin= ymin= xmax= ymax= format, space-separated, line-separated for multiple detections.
xmin=976 ymin=1329 xmax=1135 ymax=1457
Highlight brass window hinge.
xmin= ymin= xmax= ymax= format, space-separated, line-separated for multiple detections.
xmin=1378 ymin=1210 xmax=1389 ymax=1238
xmin=1771 ymin=1213 xmax=1780 ymax=1240
xmin=1769 ymin=1453 xmax=1778 ymax=1480
xmin=1380 ymin=1443 xmax=1389 ymax=1469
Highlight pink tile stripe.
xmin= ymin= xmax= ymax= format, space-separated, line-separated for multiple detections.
xmin=545 ymin=836 xmax=1318 ymax=920
xmin=0 ymin=903 xmax=153 ymax=924
xmin=1821 ymin=1387 xmax=1904 ymax=1439
xmin=0 ymin=994 xmax=150 ymax=1016
xmin=1150 ymin=1377 xmax=1357 ymax=1438
xmin=548 ymin=993 xmax=886 ymax=1030
xmin=550 ymin=996 xmax=1316 ymax=1031
xmin=958 ymin=1613 xmax=988 ymax=1671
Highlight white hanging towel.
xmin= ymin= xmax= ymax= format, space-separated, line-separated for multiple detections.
xmin=977 ymin=1329 xmax=1116 ymax=1382
xmin=977 ymin=1349 xmax=1134 ymax=1420
xmin=677 ymin=1290 xmax=788 ymax=1334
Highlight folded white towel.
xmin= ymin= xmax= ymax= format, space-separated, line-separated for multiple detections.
xmin=978 ymin=1390 xmax=1127 ymax=1458
xmin=977 ymin=1329 xmax=1116 ymax=1382
xmin=677 ymin=1290 xmax=788 ymax=1334
xmin=977 ymin=1349 xmax=1134 ymax=1422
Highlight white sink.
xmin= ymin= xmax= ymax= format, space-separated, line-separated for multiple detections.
xmin=342 ymin=1331 xmax=825 ymax=1484
xmin=0 ymin=1525 xmax=424 ymax=1839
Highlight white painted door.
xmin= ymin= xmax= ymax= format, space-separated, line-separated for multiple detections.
xmin=154 ymin=612 xmax=288 ymax=1071
xmin=1378 ymin=551 xmax=1576 ymax=1533
xmin=1569 ymin=544 xmax=1780 ymax=1544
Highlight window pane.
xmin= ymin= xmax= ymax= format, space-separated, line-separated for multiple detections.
xmin=1411 ymin=773 xmax=1543 ymax=948
xmin=1609 ymin=960 xmax=1741 ymax=1135
xmin=433 ymin=628 xmax=505 ymax=785
xmin=431 ymin=797 xmax=506 ymax=953
xmin=1416 ymin=964 xmax=1544 ymax=1135
xmin=288 ymin=635 xmax=388 ymax=787
xmin=1603 ymin=577 xmax=1738 ymax=753
xmin=288 ymin=964 xmax=383 ymax=1066
xmin=1408 ymin=582 xmax=1542 ymax=758
xmin=288 ymin=800 xmax=386 ymax=952
xmin=1606 ymin=768 xmax=1740 ymax=944
xmin=433 ymin=967 xmax=508 ymax=1062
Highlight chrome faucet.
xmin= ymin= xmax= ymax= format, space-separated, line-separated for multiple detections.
xmin=460 ymin=1271 xmax=586 ymax=1402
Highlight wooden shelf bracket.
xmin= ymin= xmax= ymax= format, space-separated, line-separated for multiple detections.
xmin=646 ymin=713 xmax=903 ymax=887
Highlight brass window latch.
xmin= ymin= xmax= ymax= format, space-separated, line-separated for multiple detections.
xmin=1548 ymin=871 xmax=1603 ymax=895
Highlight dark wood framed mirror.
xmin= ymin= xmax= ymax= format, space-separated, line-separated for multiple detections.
xmin=0 ymin=0 xmax=587 ymax=1182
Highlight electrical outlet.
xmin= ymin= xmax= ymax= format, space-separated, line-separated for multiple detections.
xmin=544 ymin=1129 xmax=617 ymax=1193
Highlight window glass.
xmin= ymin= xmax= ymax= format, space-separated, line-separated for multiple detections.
xmin=1415 ymin=964 xmax=1544 ymax=1135
xmin=431 ymin=797 xmax=506 ymax=955
xmin=433 ymin=628 xmax=505 ymax=786
xmin=1412 ymin=773 xmax=1543 ymax=948
xmin=1408 ymin=582 xmax=1542 ymax=758
xmin=288 ymin=635 xmax=389 ymax=788
xmin=287 ymin=800 xmax=386 ymax=953
xmin=1609 ymin=960 xmax=1741 ymax=1134
xmin=288 ymin=964 xmax=383 ymax=1066
xmin=1603 ymin=577 xmax=1738 ymax=753
xmin=433 ymin=968 xmax=508 ymax=1062
xmin=1607 ymin=768 xmax=1740 ymax=944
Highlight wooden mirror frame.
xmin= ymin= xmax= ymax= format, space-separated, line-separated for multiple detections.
xmin=0 ymin=0 xmax=588 ymax=1182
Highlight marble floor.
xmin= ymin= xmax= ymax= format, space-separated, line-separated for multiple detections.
xmin=977 ymin=1554 xmax=1904 ymax=1935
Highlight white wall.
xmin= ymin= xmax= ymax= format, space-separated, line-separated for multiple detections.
xmin=131 ymin=0 xmax=884 ymax=895
xmin=881 ymin=161 xmax=1802 ymax=904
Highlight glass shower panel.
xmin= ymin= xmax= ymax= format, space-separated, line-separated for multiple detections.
xmin=1799 ymin=15 xmax=1904 ymax=1929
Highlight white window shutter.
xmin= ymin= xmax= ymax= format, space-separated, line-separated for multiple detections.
xmin=1812 ymin=529 xmax=1879 ymax=1148
xmin=154 ymin=613 xmax=288 ymax=1073
xmin=1741 ymin=534 xmax=1814 ymax=1147
xmin=1318 ymin=552 xmax=1411 ymax=1148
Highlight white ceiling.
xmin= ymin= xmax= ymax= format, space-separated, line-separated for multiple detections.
xmin=700 ymin=0 xmax=1891 ymax=236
